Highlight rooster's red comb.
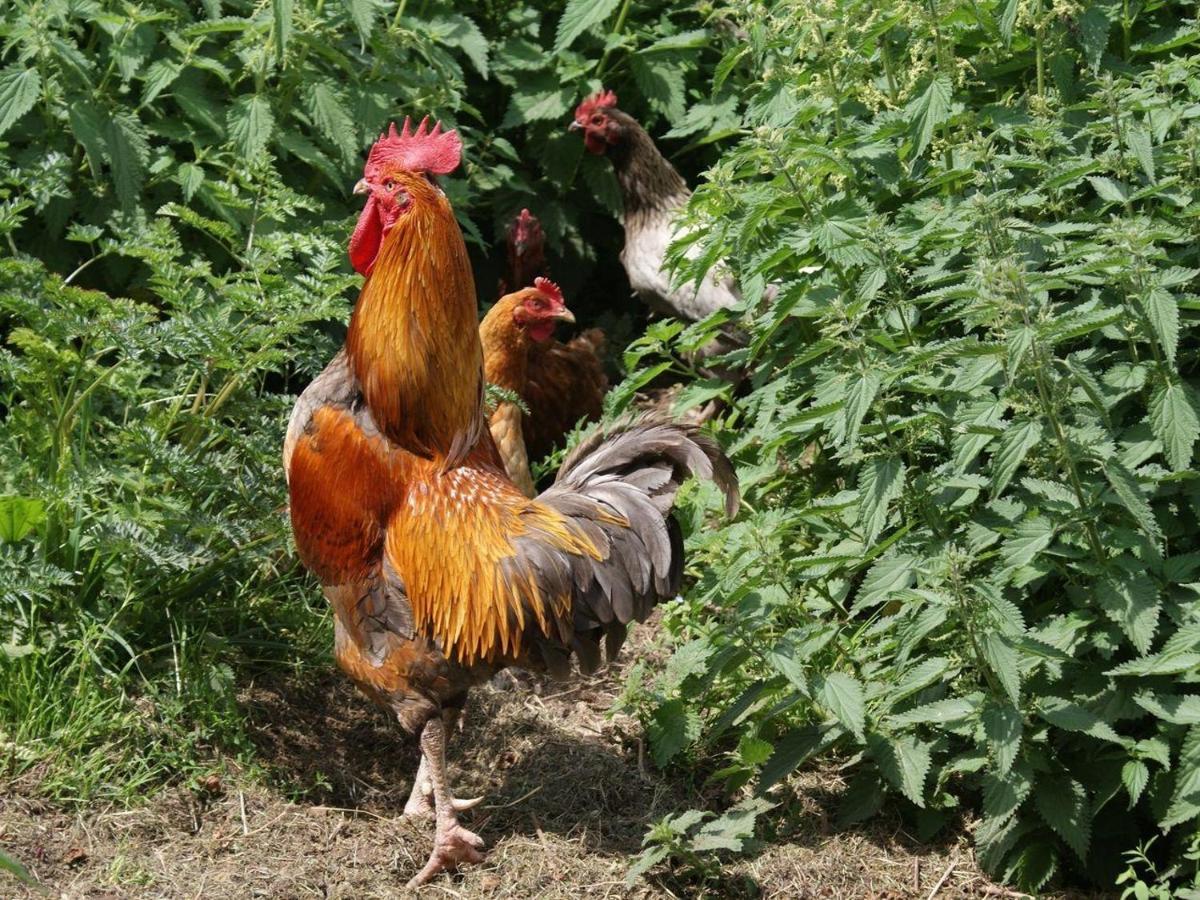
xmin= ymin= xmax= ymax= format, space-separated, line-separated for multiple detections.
xmin=534 ymin=277 xmax=563 ymax=305
xmin=574 ymin=89 xmax=618 ymax=122
xmin=365 ymin=117 xmax=462 ymax=177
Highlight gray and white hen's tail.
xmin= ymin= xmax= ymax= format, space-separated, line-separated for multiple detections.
xmin=514 ymin=417 xmax=738 ymax=677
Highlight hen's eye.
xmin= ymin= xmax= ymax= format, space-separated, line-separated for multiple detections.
xmin=591 ymin=114 xmax=603 ymax=125
xmin=384 ymin=179 xmax=396 ymax=191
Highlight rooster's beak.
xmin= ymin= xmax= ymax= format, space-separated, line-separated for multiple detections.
xmin=568 ymin=120 xmax=582 ymax=132
xmin=353 ymin=178 xmax=370 ymax=196
xmin=554 ymin=308 xmax=576 ymax=324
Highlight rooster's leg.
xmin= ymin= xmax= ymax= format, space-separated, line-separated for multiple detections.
xmin=402 ymin=756 xmax=433 ymax=818
xmin=406 ymin=716 xmax=486 ymax=886
xmin=401 ymin=716 xmax=482 ymax=819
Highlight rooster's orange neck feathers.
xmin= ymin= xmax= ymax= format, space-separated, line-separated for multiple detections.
xmin=346 ymin=176 xmax=485 ymax=460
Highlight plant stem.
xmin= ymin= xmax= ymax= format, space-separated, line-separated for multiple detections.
xmin=595 ymin=0 xmax=633 ymax=80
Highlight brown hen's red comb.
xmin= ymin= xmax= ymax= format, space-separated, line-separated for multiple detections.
xmin=534 ymin=277 xmax=563 ymax=305
xmin=574 ymin=89 xmax=618 ymax=121
xmin=364 ymin=116 xmax=462 ymax=177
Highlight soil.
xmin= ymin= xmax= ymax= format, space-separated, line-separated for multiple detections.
xmin=0 ymin=621 xmax=1077 ymax=899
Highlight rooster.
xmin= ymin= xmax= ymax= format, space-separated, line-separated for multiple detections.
xmin=283 ymin=118 xmax=738 ymax=886
xmin=570 ymin=89 xmax=765 ymax=330
xmin=484 ymin=210 xmax=607 ymax=496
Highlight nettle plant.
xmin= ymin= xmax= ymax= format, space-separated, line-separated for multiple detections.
xmin=619 ymin=0 xmax=1200 ymax=891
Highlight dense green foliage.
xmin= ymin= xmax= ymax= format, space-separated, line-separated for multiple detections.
xmin=3 ymin=0 xmax=1200 ymax=894
xmin=0 ymin=0 xmax=719 ymax=799
xmin=618 ymin=0 xmax=1200 ymax=892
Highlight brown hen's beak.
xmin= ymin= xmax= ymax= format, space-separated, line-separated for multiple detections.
xmin=353 ymin=178 xmax=370 ymax=196
xmin=554 ymin=308 xmax=576 ymax=324
xmin=568 ymin=120 xmax=582 ymax=132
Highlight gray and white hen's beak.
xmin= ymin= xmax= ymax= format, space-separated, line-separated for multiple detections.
xmin=353 ymin=178 xmax=370 ymax=196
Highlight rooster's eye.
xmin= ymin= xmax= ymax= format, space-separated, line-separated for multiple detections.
xmin=384 ymin=179 xmax=396 ymax=191
xmin=591 ymin=114 xmax=603 ymax=125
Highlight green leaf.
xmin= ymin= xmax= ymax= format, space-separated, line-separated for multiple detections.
xmin=1126 ymin=127 xmax=1155 ymax=183
xmin=817 ymin=672 xmax=866 ymax=741
xmin=690 ymin=797 xmax=774 ymax=852
xmin=630 ymin=55 xmax=685 ymax=122
xmin=1079 ymin=4 xmax=1112 ymax=72
xmin=857 ymin=458 xmax=905 ymax=545
xmin=1089 ymin=175 xmax=1129 ymax=204
xmin=908 ymin=75 xmax=953 ymax=159
xmin=273 ymin=0 xmax=293 ymax=61
xmin=854 ymin=553 xmax=916 ymax=610
xmin=983 ymin=632 xmax=1021 ymax=706
xmin=983 ymin=762 xmax=1032 ymax=822
xmin=177 ymin=162 xmax=205 ymax=202
xmin=306 ymin=81 xmax=357 ymax=165
xmin=887 ymin=696 xmax=978 ymax=728
xmin=1034 ymin=775 xmax=1091 ymax=860
xmin=759 ymin=724 xmax=839 ymax=791
xmin=1134 ymin=692 xmax=1200 ymax=725
xmin=554 ymin=0 xmax=621 ymax=54
xmin=1097 ymin=570 xmax=1161 ymax=655
xmin=1123 ymin=760 xmax=1150 ymax=808
xmin=437 ymin=14 xmax=489 ymax=79
xmin=1000 ymin=517 xmax=1055 ymax=578
xmin=840 ymin=370 xmax=881 ymax=451
xmin=838 ymin=770 xmax=884 ymax=825
xmin=0 ymin=496 xmax=46 ymax=543
xmin=1039 ymin=697 xmax=1126 ymax=745
xmin=104 ymin=112 xmax=149 ymax=212
xmin=648 ymin=698 xmax=702 ymax=767
xmin=502 ymin=82 xmax=575 ymax=129
xmin=1141 ymin=287 xmax=1180 ymax=368
xmin=344 ymin=0 xmax=379 ymax=44
xmin=141 ymin=59 xmax=182 ymax=105
xmin=0 ymin=67 xmax=40 ymax=137
xmin=228 ymin=94 xmax=274 ymax=161
xmin=983 ymin=700 xmax=1022 ymax=777
xmin=1103 ymin=460 xmax=1162 ymax=549
xmin=990 ymin=420 xmax=1041 ymax=498
xmin=1150 ymin=380 xmax=1199 ymax=472
xmin=998 ymin=0 xmax=1020 ymax=45
xmin=68 ymin=102 xmax=107 ymax=177
xmin=1162 ymin=725 xmax=1200 ymax=830
xmin=766 ymin=638 xmax=808 ymax=695
xmin=867 ymin=732 xmax=931 ymax=807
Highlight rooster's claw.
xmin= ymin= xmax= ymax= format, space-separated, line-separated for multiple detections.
xmin=406 ymin=823 xmax=486 ymax=887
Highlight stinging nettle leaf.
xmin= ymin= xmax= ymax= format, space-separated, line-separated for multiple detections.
xmin=908 ymin=75 xmax=953 ymax=159
xmin=868 ymin=732 xmax=932 ymax=807
xmin=0 ymin=67 xmax=41 ymax=137
xmin=344 ymin=0 xmax=379 ymax=44
xmin=1102 ymin=459 xmax=1162 ymax=549
xmin=858 ymin=458 xmax=905 ymax=545
xmin=818 ymin=672 xmax=867 ymax=741
xmin=554 ymin=0 xmax=621 ymax=55
xmin=273 ymin=0 xmax=293 ymax=61
xmin=1034 ymin=775 xmax=1091 ymax=861
xmin=228 ymin=94 xmax=274 ymax=161
xmin=1150 ymin=380 xmax=1200 ymax=472
xmin=990 ymin=420 xmax=1042 ymax=498
xmin=1141 ymin=287 xmax=1179 ymax=368
xmin=983 ymin=700 xmax=1022 ymax=777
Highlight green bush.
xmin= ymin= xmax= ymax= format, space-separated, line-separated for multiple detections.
xmin=622 ymin=0 xmax=1200 ymax=891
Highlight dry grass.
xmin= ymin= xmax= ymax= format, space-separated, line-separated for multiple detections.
xmin=0 ymin=622 xmax=1096 ymax=899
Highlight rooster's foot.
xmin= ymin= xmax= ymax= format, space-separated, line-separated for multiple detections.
xmin=406 ymin=822 xmax=485 ymax=887
xmin=403 ymin=782 xmax=481 ymax=820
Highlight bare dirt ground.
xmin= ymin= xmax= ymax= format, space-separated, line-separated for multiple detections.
xmin=0 ymin=622 xmax=1079 ymax=899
